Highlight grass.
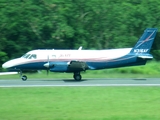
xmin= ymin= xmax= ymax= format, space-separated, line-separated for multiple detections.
xmin=0 ymin=87 xmax=160 ymax=120
xmin=0 ymin=62 xmax=160 ymax=120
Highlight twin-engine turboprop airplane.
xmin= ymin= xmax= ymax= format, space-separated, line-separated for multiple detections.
xmin=2 ymin=28 xmax=158 ymax=81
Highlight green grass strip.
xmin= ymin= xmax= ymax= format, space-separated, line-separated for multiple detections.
xmin=0 ymin=87 xmax=160 ymax=120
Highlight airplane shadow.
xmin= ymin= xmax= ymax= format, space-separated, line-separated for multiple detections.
xmin=30 ymin=79 xmax=88 ymax=82
xmin=132 ymin=78 xmax=147 ymax=80
xmin=29 ymin=78 xmax=147 ymax=82
xmin=63 ymin=79 xmax=87 ymax=82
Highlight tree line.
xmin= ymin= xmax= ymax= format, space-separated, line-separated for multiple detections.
xmin=0 ymin=0 xmax=160 ymax=70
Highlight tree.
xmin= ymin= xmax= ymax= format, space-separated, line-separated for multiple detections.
xmin=1 ymin=0 xmax=160 ymax=71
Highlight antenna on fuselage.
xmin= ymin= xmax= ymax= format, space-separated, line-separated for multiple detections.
xmin=78 ymin=46 xmax=82 ymax=50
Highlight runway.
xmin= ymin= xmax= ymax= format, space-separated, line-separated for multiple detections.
xmin=0 ymin=78 xmax=160 ymax=87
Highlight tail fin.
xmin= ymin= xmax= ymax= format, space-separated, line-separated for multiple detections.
xmin=130 ymin=28 xmax=158 ymax=54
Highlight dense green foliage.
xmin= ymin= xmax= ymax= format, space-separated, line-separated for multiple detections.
xmin=0 ymin=0 xmax=160 ymax=70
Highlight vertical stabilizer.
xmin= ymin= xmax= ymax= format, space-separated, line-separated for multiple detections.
xmin=130 ymin=28 xmax=158 ymax=54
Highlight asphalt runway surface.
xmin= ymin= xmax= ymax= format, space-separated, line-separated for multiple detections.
xmin=0 ymin=78 xmax=160 ymax=87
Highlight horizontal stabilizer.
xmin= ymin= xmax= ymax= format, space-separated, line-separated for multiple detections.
xmin=137 ymin=55 xmax=153 ymax=59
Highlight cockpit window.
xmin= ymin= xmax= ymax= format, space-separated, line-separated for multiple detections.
xmin=22 ymin=54 xmax=30 ymax=59
xmin=21 ymin=54 xmax=37 ymax=59
xmin=28 ymin=54 xmax=37 ymax=59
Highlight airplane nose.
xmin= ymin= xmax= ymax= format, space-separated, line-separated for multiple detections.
xmin=2 ymin=62 xmax=9 ymax=69
xmin=2 ymin=60 xmax=15 ymax=69
xmin=2 ymin=58 xmax=24 ymax=69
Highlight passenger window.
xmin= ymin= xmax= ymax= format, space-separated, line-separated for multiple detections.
xmin=52 ymin=55 xmax=56 ymax=58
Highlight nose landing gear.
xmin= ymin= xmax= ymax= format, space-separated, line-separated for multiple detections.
xmin=19 ymin=71 xmax=27 ymax=81
xmin=22 ymin=75 xmax=27 ymax=81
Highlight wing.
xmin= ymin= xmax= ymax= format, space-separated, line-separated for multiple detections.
xmin=0 ymin=72 xmax=18 ymax=75
xmin=68 ymin=61 xmax=89 ymax=71
xmin=49 ymin=61 xmax=89 ymax=72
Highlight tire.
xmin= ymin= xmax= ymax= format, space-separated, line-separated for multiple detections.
xmin=74 ymin=74 xmax=82 ymax=81
xmin=22 ymin=75 xmax=27 ymax=81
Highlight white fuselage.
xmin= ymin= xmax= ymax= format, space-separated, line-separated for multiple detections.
xmin=2 ymin=48 xmax=132 ymax=70
xmin=31 ymin=48 xmax=132 ymax=60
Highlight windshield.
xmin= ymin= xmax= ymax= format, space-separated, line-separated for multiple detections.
xmin=21 ymin=54 xmax=37 ymax=59
xmin=22 ymin=54 xmax=30 ymax=59
xmin=28 ymin=54 xmax=37 ymax=59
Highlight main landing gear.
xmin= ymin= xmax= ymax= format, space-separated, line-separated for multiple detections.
xmin=73 ymin=72 xmax=82 ymax=81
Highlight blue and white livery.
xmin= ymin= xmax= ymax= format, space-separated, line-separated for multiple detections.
xmin=2 ymin=28 xmax=158 ymax=81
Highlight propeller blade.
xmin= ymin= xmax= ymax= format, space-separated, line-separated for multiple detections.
xmin=47 ymin=55 xmax=49 ymax=75
xmin=47 ymin=69 xmax=49 ymax=75
xmin=44 ymin=55 xmax=50 ymax=68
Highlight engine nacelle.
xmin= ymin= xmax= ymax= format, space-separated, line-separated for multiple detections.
xmin=50 ymin=63 xmax=68 ymax=72
xmin=47 ymin=61 xmax=89 ymax=72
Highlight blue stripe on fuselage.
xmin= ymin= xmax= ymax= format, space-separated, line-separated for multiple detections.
xmin=86 ymin=54 xmax=147 ymax=70
xmin=7 ymin=61 xmax=69 ymax=71
xmin=8 ymin=62 xmax=47 ymax=71
xmin=7 ymin=54 xmax=147 ymax=72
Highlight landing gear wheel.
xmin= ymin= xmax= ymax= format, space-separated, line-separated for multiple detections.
xmin=73 ymin=74 xmax=82 ymax=81
xmin=22 ymin=75 xmax=27 ymax=81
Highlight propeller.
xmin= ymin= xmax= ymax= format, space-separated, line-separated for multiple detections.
xmin=43 ymin=55 xmax=50 ymax=75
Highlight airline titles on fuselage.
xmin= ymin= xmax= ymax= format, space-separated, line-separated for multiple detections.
xmin=59 ymin=54 xmax=71 ymax=58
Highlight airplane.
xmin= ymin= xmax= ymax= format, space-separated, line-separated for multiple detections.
xmin=2 ymin=28 xmax=158 ymax=81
